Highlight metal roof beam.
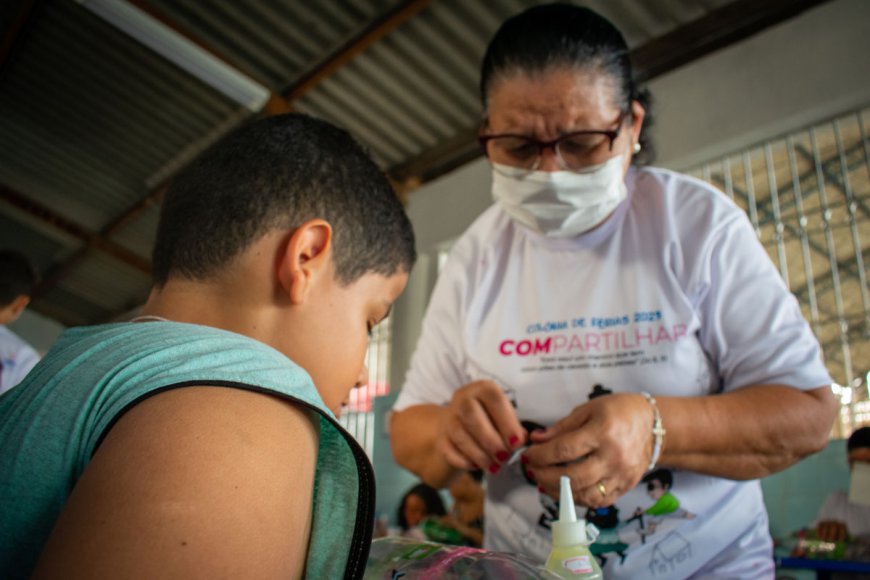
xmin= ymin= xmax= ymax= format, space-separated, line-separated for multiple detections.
xmin=630 ymin=0 xmax=832 ymax=82
xmin=283 ymin=0 xmax=433 ymax=101
xmin=0 ymin=183 xmax=147 ymax=325
xmin=0 ymin=183 xmax=149 ymax=272
xmin=0 ymin=0 xmax=39 ymax=75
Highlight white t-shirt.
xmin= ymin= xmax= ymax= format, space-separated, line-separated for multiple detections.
xmin=0 ymin=325 xmax=39 ymax=395
xmin=395 ymin=166 xmax=831 ymax=579
xmin=814 ymin=489 xmax=870 ymax=540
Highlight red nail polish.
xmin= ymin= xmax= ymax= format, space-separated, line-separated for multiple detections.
xmin=520 ymin=455 xmax=529 ymax=465
xmin=496 ymin=450 xmax=509 ymax=462
xmin=488 ymin=463 xmax=500 ymax=474
xmin=509 ymin=435 xmax=520 ymax=446
xmin=526 ymin=469 xmax=535 ymax=479
xmin=537 ymin=485 xmax=546 ymax=493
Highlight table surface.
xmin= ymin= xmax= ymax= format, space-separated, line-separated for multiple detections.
xmin=776 ymin=556 xmax=870 ymax=573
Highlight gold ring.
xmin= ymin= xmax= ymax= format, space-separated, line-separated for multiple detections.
xmin=597 ymin=482 xmax=607 ymax=497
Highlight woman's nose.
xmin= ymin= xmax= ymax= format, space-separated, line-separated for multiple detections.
xmin=536 ymin=147 xmax=562 ymax=172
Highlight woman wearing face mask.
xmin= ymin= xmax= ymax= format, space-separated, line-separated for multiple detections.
xmin=391 ymin=4 xmax=836 ymax=578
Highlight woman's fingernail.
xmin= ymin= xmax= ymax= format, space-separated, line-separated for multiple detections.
xmin=496 ymin=450 xmax=509 ymax=462
xmin=488 ymin=463 xmax=500 ymax=474
xmin=537 ymin=485 xmax=546 ymax=493
xmin=526 ymin=469 xmax=535 ymax=480
xmin=509 ymin=435 xmax=520 ymax=446
xmin=520 ymin=455 xmax=529 ymax=465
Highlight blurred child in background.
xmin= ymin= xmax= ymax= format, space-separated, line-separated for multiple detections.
xmin=398 ymin=483 xmax=446 ymax=540
xmin=440 ymin=470 xmax=485 ymax=547
xmin=0 ymin=250 xmax=39 ymax=396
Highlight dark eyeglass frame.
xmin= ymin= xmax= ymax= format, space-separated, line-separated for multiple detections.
xmin=477 ymin=112 xmax=627 ymax=166
xmin=478 ymin=128 xmax=620 ymax=157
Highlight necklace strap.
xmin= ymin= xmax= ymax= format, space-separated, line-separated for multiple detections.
xmin=129 ymin=315 xmax=169 ymax=323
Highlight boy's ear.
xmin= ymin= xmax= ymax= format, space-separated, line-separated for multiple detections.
xmin=276 ymin=219 xmax=333 ymax=305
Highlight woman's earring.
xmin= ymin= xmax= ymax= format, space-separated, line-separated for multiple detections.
xmin=633 ymin=142 xmax=642 ymax=154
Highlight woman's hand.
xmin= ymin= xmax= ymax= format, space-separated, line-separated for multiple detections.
xmin=816 ymin=520 xmax=848 ymax=543
xmin=437 ymin=380 xmax=526 ymax=474
xmin=521 ymin=392 xmax=654 ymax=508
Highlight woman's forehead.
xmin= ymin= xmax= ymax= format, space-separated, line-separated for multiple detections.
xmin=485 ymin=68 xmax=621 ymax=132
xmin=849 ymin=447 xmax=870 ymax=463
xmin=489 ymin=66 xmax=618 ymax=103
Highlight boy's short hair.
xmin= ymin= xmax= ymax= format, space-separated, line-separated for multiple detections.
xmin=0 ymin=250 xmax=38 ymax=306
xmin=152 ymin=114 xmax=416 ymax=286
xmin=642 ymin=468 xmax=673 ymax=489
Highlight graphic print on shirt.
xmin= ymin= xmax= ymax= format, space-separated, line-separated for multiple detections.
xmin=513 ymin=388 xmax=697 ymax=575
xmin=616 ymin=469 xmax=696 ymax=574
xmin=559 ymin=467 xmax=696 ymax=575
xmin=498 ymin=310 xmax=688 ymax=378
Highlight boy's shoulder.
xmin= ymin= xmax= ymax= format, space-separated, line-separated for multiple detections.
xmin=43 ymin=321 xmax=323 ymax=414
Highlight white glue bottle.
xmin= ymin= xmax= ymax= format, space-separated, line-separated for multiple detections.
xmin=544 ymin=475 xmax=603 ymax=579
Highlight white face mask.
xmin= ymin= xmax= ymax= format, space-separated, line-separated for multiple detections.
xmin=491 ymin=154 xmax=628 ymax=238
xmin=848 ymin=461 xmax=870 ymax=506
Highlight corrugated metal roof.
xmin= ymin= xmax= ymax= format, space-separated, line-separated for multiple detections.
xmin=147 ymin=0 xmax=408 ymax=90
xmin=60 ymin=250 xmax=151 ymax=311
xmin=1 ymin=1 xmax=243 ymax=227
xmin=0 ymin=0 xmax=837 ymax=327
xmin=109 ymin=201 xmax=161 ymax=260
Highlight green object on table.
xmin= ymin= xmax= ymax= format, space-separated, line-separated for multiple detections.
xmin=422 ymin=518 xmax=465 ymax=544
xmin=788 ymin=530 xmax=847 ymax=560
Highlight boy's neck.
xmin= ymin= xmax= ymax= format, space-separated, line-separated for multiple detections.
xmin=140 ymin=278 xmax=280 ymax=342
xmin=141 ymin=232 xmax=290 ymax=343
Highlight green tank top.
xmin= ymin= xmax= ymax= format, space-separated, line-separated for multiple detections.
xmin=0 ymin=321 xmax=373 ymax=579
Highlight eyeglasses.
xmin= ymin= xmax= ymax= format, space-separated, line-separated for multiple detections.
xmin=479 ymin=114 xmax=625 ymax=174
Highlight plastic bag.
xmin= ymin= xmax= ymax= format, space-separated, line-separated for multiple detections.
xmin=365 ymin=536 xmax=562 ymax=579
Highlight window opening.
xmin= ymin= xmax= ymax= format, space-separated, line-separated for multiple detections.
xmin=687 ymin=106 xmax=870 ymax=436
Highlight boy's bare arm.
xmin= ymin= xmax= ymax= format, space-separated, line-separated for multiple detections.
xmin=32 ymin=386 xmax=318 ymax=580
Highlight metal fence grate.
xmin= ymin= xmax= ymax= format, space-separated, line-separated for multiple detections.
xmin=337 ymin=316 xmax=392 ymax=457
xmin=688 ymin=106 xmax=870 ymax=437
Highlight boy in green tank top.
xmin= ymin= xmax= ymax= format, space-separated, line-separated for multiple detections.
xmin=0 ymin=114 xmax=415 ymax=579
